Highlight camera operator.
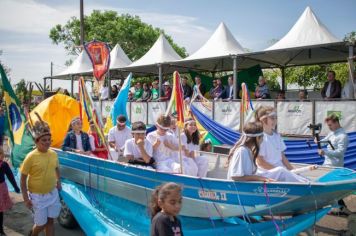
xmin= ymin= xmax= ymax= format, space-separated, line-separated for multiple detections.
xmin=315 ymin=114 xmax=348 ymax=167
xmin=315 ymin=114 xmax=350 ymax=215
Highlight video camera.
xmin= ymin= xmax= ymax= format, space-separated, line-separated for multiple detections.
xmin=307 ymin=123 xmax=322 ymax=131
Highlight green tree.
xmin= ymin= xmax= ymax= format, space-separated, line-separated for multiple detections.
xmin=344 ymin=31 xmax=356 ymax=45
xmin=15 ymin=79 xmax=29 ymax=103
xmin=49 ymin=11 xmax=187 ymax=61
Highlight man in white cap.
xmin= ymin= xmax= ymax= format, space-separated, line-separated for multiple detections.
xmin=108 ymin=115 xmax=132 ymax=161
xmin=159 ymin=81 xmax=172 ymax=101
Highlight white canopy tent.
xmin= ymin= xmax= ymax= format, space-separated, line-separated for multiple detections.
xmin=109 ymin=43 xmax=132 ymax=80
xmin=109 ymin=44 xmax=132 ymax=69
xmin=54 ymin=50 xmax=93 ymax=78
xmin=172 ymin=22 xmax=251 ymax=98
xmin=242 ymin=6 xmax=354 ymax=89
xmin=121 ymin=34 xmax=183 ymax=95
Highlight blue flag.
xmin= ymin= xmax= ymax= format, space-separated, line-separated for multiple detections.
xmin=110 ymin=73 xmax=132 ymax=126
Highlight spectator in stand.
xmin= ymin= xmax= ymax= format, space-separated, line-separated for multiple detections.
xmin=255 ymin=76 xmax=270 ymax=99
xmin=100 ymin=81 xmax=109 ymax=100
xmin=276 ymin=90 xmax=286 ymax=100
xmin=159 ymin=81 xmax=172 ymax=101
xmin=148 ymin=81 xmax=160 ymax=101
xmin=299 ymin=90 xmax=308 ymax=100
xmin=209 ymin=80 xmax=218 ymax=99
xmin=182 ymin=76 xmax=192 ymax=101
xmin=128 ymin=91 xmax=134 ymax=101
xmin=321 ymin=70 xmax=342 ymax=99
xmin=133 ymin=82 xmax=143 ymax=101
xmin=220 ymin=76 xmax=236 ymax=100
xmin=193 ymin=76 xmax=206 ymax=100
xmin=137 ymin=83 xmax=151 ymax=102
xmin=111 ymin=85 xmax=119 ymax=99
xmin=213 ymin=79 xmax=224 ymax=100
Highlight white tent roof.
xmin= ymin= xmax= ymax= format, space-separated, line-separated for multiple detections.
xmin=265 ymin=6 xmax=339 ymax=51
xmin=185 ymin=22 xmax=245 ymax=60
xmin=109 ymin=44 xmax=132 ymax=69
xmin=55 ymin=50 xmax=93 ymax=78
xmin=242 ymin=6 xmax=349 ymax=68
xmin=172 ymin=22 xmax=249 ymax=72
xmin=123 ymin=34 xmax=182 ymax=74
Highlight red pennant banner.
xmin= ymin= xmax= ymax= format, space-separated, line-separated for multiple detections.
xmin=84 ymin=40 xmax=111 ymax=81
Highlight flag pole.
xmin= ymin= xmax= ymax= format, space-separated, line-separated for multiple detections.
xmin=178 ymin=126 xmax=183 ymax=174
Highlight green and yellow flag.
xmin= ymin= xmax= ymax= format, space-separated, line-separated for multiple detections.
xmin=0 ymin=65 xmax=34 ymax=167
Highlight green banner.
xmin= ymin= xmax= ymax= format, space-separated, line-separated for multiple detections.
xmin=189 ymin=64 xmax=262 ymax=97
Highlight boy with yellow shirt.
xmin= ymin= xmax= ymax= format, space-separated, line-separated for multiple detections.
xmin=20 ymin=116 xmax=61 ymax=236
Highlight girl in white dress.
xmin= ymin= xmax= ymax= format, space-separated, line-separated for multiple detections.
xmin=255 ymin=106 xmax=310 ymax=182
xmin=181 ymin=118 xmax=209 ymax=177
xmin=227 ymin=122 xmax=274 ymax=181
xmin=146 ymin=115 xmax=181 ymax=173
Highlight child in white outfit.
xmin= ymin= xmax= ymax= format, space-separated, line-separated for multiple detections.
xmin=146 ymin=115 xmax=181 ymax=173
xmin=255 ymin=106 xmax=311 ymax=182
xmin=124 ymin=121 xmax=155 ymax=168
xmin=180 ymin=118 xmax=209 ymax=177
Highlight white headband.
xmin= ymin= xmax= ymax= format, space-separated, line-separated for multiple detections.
xmin=260 ymin=111 xmax=277 ymax=121
xmin=242 ymin=132 xmax=264 ymax=137
xmin=117 ymin=121 xmax=126 ymax=125
xmin=131 ymin=130 xmax=146 ymax=134
xmin=155 ymin=122 xmax=170 ymax=130
xmin=71 ymin=117 xmax=81 ymax=125
xmin=184 ymin=120 xmax=196 ymax=125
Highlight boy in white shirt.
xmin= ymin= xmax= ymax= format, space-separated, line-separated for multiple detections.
xmin=124 ymin=121 xmax=155 ymax=168
xmin=108 ymin=115 xmax=132 ymax=161
xmin=146 ymin=115 xmax=181 ymax=173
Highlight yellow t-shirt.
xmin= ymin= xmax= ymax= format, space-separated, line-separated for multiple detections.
xmin=20 ymin=149 xmax=59 ymax=194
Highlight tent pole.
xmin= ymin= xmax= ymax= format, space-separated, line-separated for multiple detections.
xmin=108 ymin=71 xmax=112 ymax=100
xmin=43 ymin=77 xmax=46 ymax=99
xmin=232 ymin=55 xmax=237 ymax=99
xmin=281 ymin=67 xmax=286 ymax=91
xmin=158 ymin=64 xmax=162 ymax=97
xmin=71 ymin=75 xmax=74 ymax=97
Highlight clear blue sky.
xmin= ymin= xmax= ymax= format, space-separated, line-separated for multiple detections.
xmin=0 ymin=0 xmax=355 ymax=88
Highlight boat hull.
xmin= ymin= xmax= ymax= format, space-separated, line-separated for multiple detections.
xmin=57 ymin=149 xmax=356 ymax=218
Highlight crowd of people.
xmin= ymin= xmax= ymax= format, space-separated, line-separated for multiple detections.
xmin=100 ymin=70 xmax=354 ymax=104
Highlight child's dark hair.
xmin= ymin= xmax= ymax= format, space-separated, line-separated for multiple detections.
xmin=184 ymin=118 xmax=199 ymax=145
xmin=227 ymin=122 xmax=263 ymax=167
xmin=150 ymin=182 xmax=182 ymax=219
xmin=200 ymin=140 xmax=212 ymax=152
xmin=156 ymin=114 xmax=171 ymax=128
xmin=132 ymin=121 xmax=146 ymax=131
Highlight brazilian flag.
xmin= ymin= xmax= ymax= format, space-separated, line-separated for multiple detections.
xmin=0 ymin=65 xmax=34 ymax=167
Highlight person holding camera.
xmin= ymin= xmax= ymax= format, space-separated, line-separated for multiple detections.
xmin=315 ymin=114 xmax=350 ymax=215
xmin=316 ymin=114 xmax=348 ymax=167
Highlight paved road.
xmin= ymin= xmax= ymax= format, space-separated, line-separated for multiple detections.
xmin=4 ymin=193 xmax=356 ymax=235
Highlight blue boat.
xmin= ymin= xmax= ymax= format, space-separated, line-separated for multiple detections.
xmin=60 ymin=179 xmax=331 ymax=235
xmin=57 ymin=149 xmax=356 ymax=220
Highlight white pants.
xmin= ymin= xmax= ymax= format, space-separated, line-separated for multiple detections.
xmin=29 ymin=188 xmax=61 ymax=226
xmin=109 ymin=148 xmax=122 ymax=161
xmin=156 ymin=159 xmax=181 ymax=173
xmin=181 ymin=157 xmax=198 ymax=176
xmin=194 ymin=155 xmax=209 ymax=178
xmin=257 ymin=166 xmax=309 ymax=183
